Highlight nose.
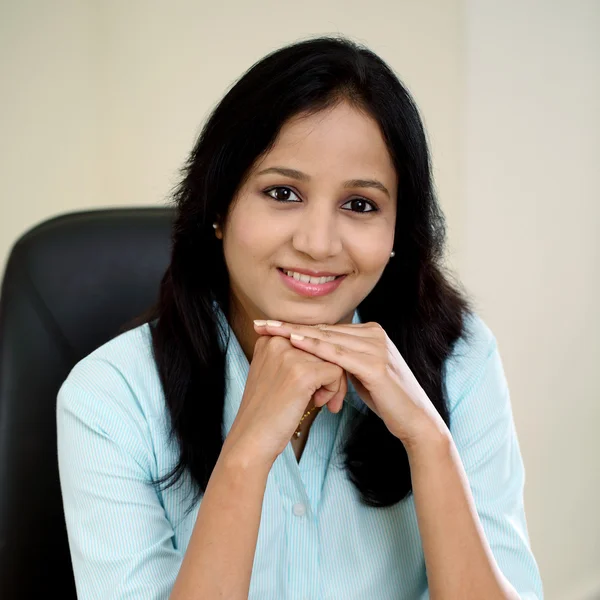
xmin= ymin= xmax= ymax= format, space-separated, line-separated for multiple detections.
xmin=291 ymin=203 xmax=342 ymax=260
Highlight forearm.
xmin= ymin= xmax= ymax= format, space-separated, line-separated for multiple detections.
xmin=407 ymin=429 xmax=520 ymax=600
xmin=170 ymin=440 xmax=272 ymax=600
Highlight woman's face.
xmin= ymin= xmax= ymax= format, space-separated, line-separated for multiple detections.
xmin=218 ymin=101 xmax=398 ymax=327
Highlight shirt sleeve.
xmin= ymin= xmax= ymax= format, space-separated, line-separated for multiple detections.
xmin=445 ymin=316 xmax=544 ymax=599
xmin=56 ymin=359 xmax=182 ymax=600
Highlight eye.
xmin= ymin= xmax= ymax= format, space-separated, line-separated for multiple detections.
xmin=341 ymin=198 xmax=378 ymax=213
xmin=264 ymin=186 xmax=301 ymax=203
xmin=263 ymin=186 xmax=379 ymax=214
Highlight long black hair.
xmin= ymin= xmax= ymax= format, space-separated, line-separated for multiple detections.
xmin=148 ymin=35 xmax=473 ymax=508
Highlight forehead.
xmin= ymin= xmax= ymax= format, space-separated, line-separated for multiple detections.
xmin=253 ymin=102 xmax=397 ymax=185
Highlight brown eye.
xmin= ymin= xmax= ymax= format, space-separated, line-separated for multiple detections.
xmin=342 ymin=198 xmax=377 ymax=213
xmin=264 ymin=187 xmax=301 ymax=202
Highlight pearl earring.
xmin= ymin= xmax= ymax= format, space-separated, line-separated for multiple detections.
xmin=212 ymin=222 xmax=218 ymax=229
xmin=390 ymin=250 xmax=395 ymax=258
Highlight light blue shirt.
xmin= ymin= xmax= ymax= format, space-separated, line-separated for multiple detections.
xmin=57 ymin=308 xmax=543 ymax=599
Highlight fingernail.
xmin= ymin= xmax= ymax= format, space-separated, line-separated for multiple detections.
xmin=266 ymin=320 xmax=282 ymax=327
xmin=290 ymin=333 xmax=304 ymax=341
xmin=253 ymin=320 xmax=267 ymax=326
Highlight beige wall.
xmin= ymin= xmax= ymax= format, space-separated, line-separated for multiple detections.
xmin=463 ymin=2 xmax=600 ymax=599
xmin=0 ymin=0 xmax=102 ymax=267
xmin=1 ymin=1 xmax=598 ymax=599
xmin=0 ymin=0 xmax=463 ymax=275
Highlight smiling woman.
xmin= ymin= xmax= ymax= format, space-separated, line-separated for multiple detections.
xmin=215 ymin=101 xmax=397 ymax=336
xmin=56 ymin=35 xmax=544 ymax=600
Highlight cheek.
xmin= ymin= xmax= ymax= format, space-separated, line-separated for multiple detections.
xmin=347 ymin=230 xmax=393 ymax=272
xmin=224 ymin=212 xmax=279 ymax=267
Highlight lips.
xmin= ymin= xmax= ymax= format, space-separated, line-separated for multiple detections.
xmin=277 ymin=268 xmax=346 ymax=298
xmin=278 ymin=267 xmax=345 ymax=278
xmin=277 ymin=268 xmax=343 ymax=284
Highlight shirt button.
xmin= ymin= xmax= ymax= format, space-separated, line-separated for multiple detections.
xmin=292 ymin=502 xmax=306 ymax=517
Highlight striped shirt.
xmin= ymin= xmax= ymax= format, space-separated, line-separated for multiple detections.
xmin=57 ymin=307 xmax=543 ymax=599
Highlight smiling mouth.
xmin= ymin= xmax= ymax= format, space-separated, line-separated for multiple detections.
xmin=277 ymin=268 xmax=346 ymax=284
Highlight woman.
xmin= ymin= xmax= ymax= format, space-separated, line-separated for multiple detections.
xmin=57 ymin=36 xmax=543 ymax=599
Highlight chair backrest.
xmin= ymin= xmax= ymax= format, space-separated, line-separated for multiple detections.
xmin=0 ymin=208 xmax=174 ymax=598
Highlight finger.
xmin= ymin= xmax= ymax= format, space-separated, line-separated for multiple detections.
xmin=257 ymin=322 xmax=381 ymax=356
xmin=289 ymin=333 xmax=382 ymax=388
xmin=336 ymin=368 xmax=348 ymax=412
xmin=312 ymin=387 xmax=335 ymax=408
xmin=328 ymin=373 xmax=347 ymax=413
xmin=315 ymin=369 xmax=347 ymax=413
xmin=311 ymin=322 xmax=383 ymax=339
xmin=311 ymin=361 xmax=346 ymax=408
xmin=253 ymin=319 xmax=382 ymax=339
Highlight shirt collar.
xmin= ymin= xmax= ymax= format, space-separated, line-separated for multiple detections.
xmin=213 ymin=303 xmax=369 ymax=438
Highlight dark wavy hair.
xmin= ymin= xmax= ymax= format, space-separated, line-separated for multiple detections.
xmin=147 ymin=35 xmax=473 ymax=508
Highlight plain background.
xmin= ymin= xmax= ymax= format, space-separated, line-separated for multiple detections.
xmin=1 ymin=1 xmax=598 ymax=599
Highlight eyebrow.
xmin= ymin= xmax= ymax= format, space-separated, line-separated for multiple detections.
xmin=256 ymin=166 xmax=391 ymax=198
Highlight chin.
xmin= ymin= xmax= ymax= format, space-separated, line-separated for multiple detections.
xmin=265 ymin=302 xmax=346 ymax=326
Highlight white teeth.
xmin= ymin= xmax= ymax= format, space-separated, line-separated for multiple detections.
xmin=284 ymin=270 xmax=338 ymax=285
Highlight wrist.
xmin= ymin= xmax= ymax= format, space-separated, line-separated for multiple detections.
xmin=401 ymin=416 xmax=453 ymax=462
xmin=220 ymin=435 xmax=276 ymax=475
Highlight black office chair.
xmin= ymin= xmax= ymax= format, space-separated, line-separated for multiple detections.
xmin=0 ymin=208 xmax=174 ymax=598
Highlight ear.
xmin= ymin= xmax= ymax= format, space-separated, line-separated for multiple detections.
xmin=213 ymin=217 xmax=224 ymax=240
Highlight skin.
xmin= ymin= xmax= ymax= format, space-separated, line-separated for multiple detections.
xmin=170 ymin=101 xmax=520 ymax=599
xmin=214 ymin=100 xmax=398 ymax=362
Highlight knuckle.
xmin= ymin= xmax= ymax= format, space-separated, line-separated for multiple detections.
xmin=254 ymin=336 xmax=269 ymax=351
xmin=317 ymin=325 xmax=333 ymax=338
xmin=282 ymin=345 xmax=299 ymax=361
xmin=268 ymin=336 xmax=291 ymax=351
xmin=289 ymin=361 xmax=310 ymax=384
xmin=325 ymin=361 xmax=344 ymax=378
xmin=288 ymin=360 xmax=305 ymax=378
xmin=367 ymin=322 xmax=387 ymax=341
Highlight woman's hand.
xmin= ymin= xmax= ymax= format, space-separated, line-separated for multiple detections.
xmin=224 ymin=334 xmax=347 ymax=467
xmin=253 ymin=319 xmax=447 ymax=449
